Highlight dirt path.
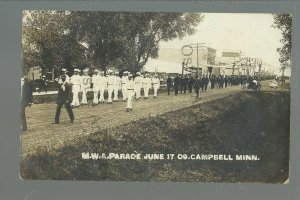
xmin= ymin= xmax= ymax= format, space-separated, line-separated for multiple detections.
xmin=21 ymin=86 xmax=241 ymax=156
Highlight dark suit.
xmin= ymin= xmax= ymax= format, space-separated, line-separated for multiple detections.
xmin=55 ymin=82 xmax=74 ymax=124
xmin=194 ymin=78 xmax=201 ymax=98
xmin=173 ymin=76 xmax=181 ymax=95
xmin=20 ymin=79 xmax=33 ymax=131
xmin=166 ymin=77 xmax=173 ymax=95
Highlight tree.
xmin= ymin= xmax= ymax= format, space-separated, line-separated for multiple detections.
xmin=67 ymin=12 xmax=203 ymax=73
xmin=22 ymin=11 xmax=89 ymax=75
xmin=22 ymin=11 xmax=203 ymax=75
xmin=273 ymin=14 xmax=292 ymax=65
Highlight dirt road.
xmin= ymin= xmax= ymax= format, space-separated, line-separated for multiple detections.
xmin=21 ymin=86 xmax=241 ymax=156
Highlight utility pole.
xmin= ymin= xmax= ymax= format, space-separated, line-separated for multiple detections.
xmin=196 ymin=43 xmax=199 ymax=76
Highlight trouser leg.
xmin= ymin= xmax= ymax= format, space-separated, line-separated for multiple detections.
xmin=99 ymin=89 xmax=105 ymax=102
xmin=65 ymin=102 xmax=74 ymax=122
xmin=144 ymin=86 xmax=149 ymax=98
xmin=107 ymin=87 xmax=113 ymax=103
xmin=113 ymin=87 xmax=118 ymax=101
xmin=55 ymin=104 xmax=63 ymax=124
xmin=81 ymin=88 xmax=88 ymax=104
xmin=167 ymin=86 xmax=170 ymax=95
xmin=93 ymin=88 xmax=99 ymax=104
xmin=127 ymin=91 xmax=133 ymax=109
xmin=154 ymin=86 xmax=158 ymax=97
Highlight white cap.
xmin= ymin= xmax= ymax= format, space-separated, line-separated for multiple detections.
xmin=74 ymin=68 xmax=80 ymax=72
xmin=83 ymin=68 xmax=89 ymax=72
xmin=136 ymin=72 xmax=141 ymax=76
xmin=128 ymin=74 xmax=133 ymax=77
xmin=94 ymin=69 xmax=99 ymax=72
xmin=100 ymin=71 xmax=104 ymax=74
xmin=115 ymin=71 xmax=119 ymax=75
xmin=62 ymin=68 xmax=67 ymax=72
xmin=123 ymin=71 xmax=128 ymax=74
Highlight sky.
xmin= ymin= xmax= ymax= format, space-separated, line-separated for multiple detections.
xmin=160 ymin=13 xmax=289 ymax=75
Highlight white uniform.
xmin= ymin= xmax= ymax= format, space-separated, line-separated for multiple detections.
xmin=98 ymin=75 xmax=107 ymax=103
xmin=142 ymin=77 xmax=152 ymax=98
xmin=152 ymin=77 xmax=160 ymax=97
xmin=70 ymin=74 xmax=82 ymax=107
xmin=126 ymin=79 xmax=135 ymax=109
xmin=134 ymin=76 xmax=142 ymax=99
xmin=121 ymin=76 xmax=129 ymax=101
xmin=113 ymin=75 xmax=121 ymax=101
xmin=80 ymin=75 xmax=91 ymax=104
xmin=107 ymin=75 xmax=115 ymax=103
xmin=92 ymin=74 xmax=101 ymax=104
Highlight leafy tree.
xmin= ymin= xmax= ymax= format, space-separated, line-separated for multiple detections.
xmin=67 ymin=12 xmax=203 ymax=73
xmin=22 ymin=11 xmax=203 ymax=75
xmin=273 ymin=14 xmax=292 ymax=65
xmin=22 ymin=11 xmax=88 ymax=75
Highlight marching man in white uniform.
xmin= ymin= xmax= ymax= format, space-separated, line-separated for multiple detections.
xmin=98 ymin=71 xmax=107 ymax=103
xmin=126 ymin=74 xmax=134 ymax=112
xmin=80 ymin=68 xmax=91 ymax=105
xmin=113 ymin=71 xmax=121 ymax=101
xmin=92 ymin=69 xmax=101 ymax=105
xmin=106 ymin=70 xmax=115 ymax=104
xmin=142 ymin=73 xmax=152 ymax=99
xmin=152 ymin=74 xmax=160 ymax=98
xmin=121 ymin=71 xmax=129 ymax=101
xmin=134 ymin=72 xmax=142 ymax=99
xmin=70 ymin=68 xmax=82 ymax=107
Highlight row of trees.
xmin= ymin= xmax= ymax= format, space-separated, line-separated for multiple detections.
xmin=22 ymin=11 xmax=203 ymax=75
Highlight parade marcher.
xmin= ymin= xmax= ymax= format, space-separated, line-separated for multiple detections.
xmin=92 ymin=69 xmax=101 ymax=105
xmin=106 ymin=70 xmax=115 ymax=104
xmin=80 ymin=68 xmax=91 ymax=105
xmin=98 ymin=71 xmax=107 ymax=103
xmin=21 ymin=76 xmax=33 ymax=132
xmin=54 ymin=75 xmax=74 ymax=124
xmin=152 ymin=74 xmax=160 ymax=98
xmin=70 ymin=68 xmax=82 ymax=108
xmin=134 ymin=72 xmax=142 ymax=99
xmin=179 ymin=75 xmax=183 ymax=94
xmin=113 ymin=71 xmax=121 ymax=101
xmin=182 ymin=75 xmax=188 ymax=94
xmin=194 ymin=76 xmax=201 ymax=98
xmin=201 ymin=75 xmax=205 ymax=93
xmin=166 ymin=75 xmax=173 ymax=95
xmin=126 ymin=74 xmax=135 ymax=112
xmin=142 ymin=73 xmax=152 ymax=99
xmin=188 ymin=75 xmax=194 ymax=94
xmin=173 ymin=74 xmax=181 ymax=96
xmin=204 ymin=75 xmax=209 ymax=92
xmin=121 ymin=71 xmax=129 ymax=101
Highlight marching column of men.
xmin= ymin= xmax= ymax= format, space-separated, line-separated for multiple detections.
xmin=54 ymin=68 xmax=163 ymax=122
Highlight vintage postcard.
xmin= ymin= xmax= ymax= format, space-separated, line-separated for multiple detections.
xmin=20 ymin=11 xmax=291 ymax=183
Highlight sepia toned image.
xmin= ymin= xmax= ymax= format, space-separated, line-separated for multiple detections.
xmin=20 ymin=11 xmax=291 ymax=183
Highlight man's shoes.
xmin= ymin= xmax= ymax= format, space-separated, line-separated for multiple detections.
xmin=53 ymin=122 xmax=59 ymax=124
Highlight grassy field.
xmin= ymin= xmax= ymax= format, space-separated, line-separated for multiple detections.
xmin=20 ymin=89 xmax=290 ymax=183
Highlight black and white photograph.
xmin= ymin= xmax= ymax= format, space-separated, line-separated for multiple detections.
xmin=20 ymin=11 xmax=291 ymax=183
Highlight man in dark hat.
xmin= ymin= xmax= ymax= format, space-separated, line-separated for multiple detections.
xmin=173 ymin=74 xmax=181 ymax=96
xmin=54 ymin=75 xmax=74 ymax=124
xmin=166 ymin=75 xmax=173 ymax=95
xmin=194 ymin=76 xmax=201 ymax=98
xmin=20 ymin=76 xmax=33 ymax=132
